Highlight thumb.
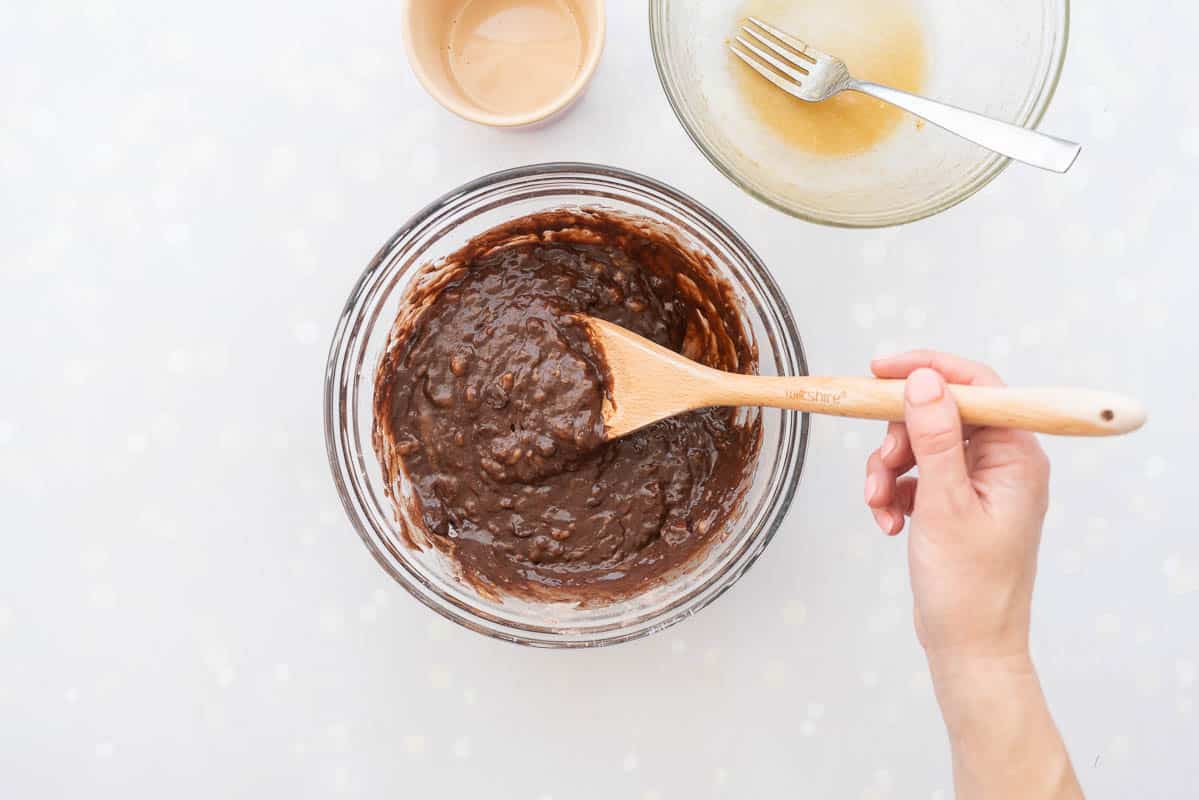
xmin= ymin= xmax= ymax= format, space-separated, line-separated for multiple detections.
xmin=904 ymin=368 xmax=976 ymax=511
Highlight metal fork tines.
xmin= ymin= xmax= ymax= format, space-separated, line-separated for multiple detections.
xmin=730 ymin=16 xmax=848 ymax=103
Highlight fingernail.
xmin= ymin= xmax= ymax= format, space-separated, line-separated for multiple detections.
xmin=906 ymin=369 xmax=944 ymax=406
xmin=875 ymin=509 xmax=893 ymax=532
xmin=865 ymin=474 xmax=879 ymax=504
xmin=880 ymin=435 xmax=896 ymax=461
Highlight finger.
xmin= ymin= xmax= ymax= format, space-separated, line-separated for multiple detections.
xmin=879 ymin=422 xmax=913 ymax=472
xmin=879 ymin=478 xmax=918 ymax=537
xmin=872 ymin=507 xmax=903 ymax=535
xmin=892 ymin=476 xmax=918 ymax=518
xmin=874 ymin=352 xmax=1002 ymax=440
xmin=865 ymin=450 xmax=895 ymax=508
xmin=902 ymin=369 xmax=977 ymax=513
xmin=872 ymin=350 xmax=1005 ymax=388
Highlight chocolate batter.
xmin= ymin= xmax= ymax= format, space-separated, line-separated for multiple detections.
xmin=373 ymin=210 xmax=760 ymax=602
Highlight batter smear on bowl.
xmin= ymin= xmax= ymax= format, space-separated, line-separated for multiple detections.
xmin=731 ymin=0 xmax=927 ymax=157
xmin=373 ymin=210 xmax=761 ymax=602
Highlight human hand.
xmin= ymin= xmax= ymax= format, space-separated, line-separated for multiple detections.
xmin=863 ymin=351 xmax=1051 ymax=666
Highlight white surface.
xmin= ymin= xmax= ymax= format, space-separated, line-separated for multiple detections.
xmin=2 ymin=1 xmax=1196 ymax=797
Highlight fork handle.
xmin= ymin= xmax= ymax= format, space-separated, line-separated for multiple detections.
xmin=849 ymin=80 xmax=1081 ymax=173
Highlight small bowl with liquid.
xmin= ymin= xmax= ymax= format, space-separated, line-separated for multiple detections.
xmin=405 ymin=0 xmax=606 ymax=127
xmin=650 ymin=0 xmax=1069 ymax=227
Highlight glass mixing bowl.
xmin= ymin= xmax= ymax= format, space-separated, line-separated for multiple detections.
xmin=650 ymin=0 xmax=1070 ymax=227
xmin=325 ymin=163 xmax=809 ymax=647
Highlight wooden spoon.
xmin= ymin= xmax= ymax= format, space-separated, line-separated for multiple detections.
xmin=580 ymin=317 xmax=1147 ymax=441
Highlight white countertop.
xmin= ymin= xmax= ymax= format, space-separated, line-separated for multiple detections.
xmin=3 ymin=1 xmax=1197 ymax=797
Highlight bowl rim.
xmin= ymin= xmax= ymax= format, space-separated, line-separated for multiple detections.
xmin=401 ymin=0 xmax=608 ymax=128
xmin=648 ymin=0 xmax=1072 ymax=228
xmin=324 ymin=162 xmax=810 ymax=647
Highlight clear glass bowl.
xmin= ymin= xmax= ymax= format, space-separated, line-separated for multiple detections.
xmin=650 ymin=0 xmax=1070 ymax=227
xmin=325 ymin=163 xmax=809 ymax=647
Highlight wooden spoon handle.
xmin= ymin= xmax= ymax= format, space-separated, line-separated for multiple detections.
xmin=712 ymin=376 xmax=1146 ymax=437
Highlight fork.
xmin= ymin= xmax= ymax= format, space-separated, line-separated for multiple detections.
xmin=731 ymin=16 xmax=1082 ymax=173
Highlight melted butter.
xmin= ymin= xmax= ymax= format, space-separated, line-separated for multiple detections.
xmin=732 ymin=0 xmax=927 ymax=157
xmin=448 ymin=0 xmax=584 ymax=116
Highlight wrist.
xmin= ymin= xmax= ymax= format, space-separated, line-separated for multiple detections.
xmin=926 ymin=651 xmax=1081 ymax=799
xmin=926 ymin=646 xmax=1035 ymax=684
xmin=928 ymin=648 xmax=1038 ymax=707
xmin=927 ymin=649 xmax=1040 ymax=735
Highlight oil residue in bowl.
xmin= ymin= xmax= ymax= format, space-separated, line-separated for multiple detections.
xmin=447 ymin=0 xmax=584 ymax=116
xmin=731 ymin=0 xmax=927 ymax=157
